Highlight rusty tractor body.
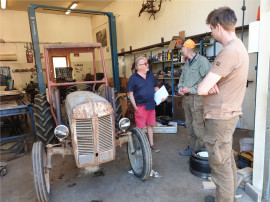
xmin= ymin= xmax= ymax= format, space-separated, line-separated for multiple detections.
xmin=32 ymin=43 xmax=152 ymax=202
xmin=66 ymin=91 xmax=115 ymax=167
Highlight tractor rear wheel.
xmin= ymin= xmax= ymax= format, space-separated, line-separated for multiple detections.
xmin=34 ymin=94 xmax=55 ymax=144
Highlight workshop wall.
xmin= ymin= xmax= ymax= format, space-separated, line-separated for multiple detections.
xmin=93 ymin=0 xmax=260 ymax=52
xmin=114 ymin=33 xmax=257 ymax=130
xmin=90 ymin=0 xmax=259 ymax=130
xmin=90 ymin=15 xmax=113 ymax=79
xmin=0 ymin=1 xmax=260 ymax=130
xmin=0 ymin=10 xmax=94 ymax=89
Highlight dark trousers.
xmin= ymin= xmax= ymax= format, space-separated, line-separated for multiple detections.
xmin=182 ymin=95 xmax=206 ymax=151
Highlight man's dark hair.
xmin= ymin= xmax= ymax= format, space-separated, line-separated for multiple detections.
xmin=206 ymin=7 xmax=237 ymax=31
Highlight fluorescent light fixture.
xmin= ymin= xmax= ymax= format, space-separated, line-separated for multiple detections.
xmin=1 ymin=0 xmax=6 ymax=9
xmin=65 ymin=2 xmax=78 ymax=15
xmin=70 ymin=2 xmax=78 ymax=9
xmin=65 ymin=10 xmax=71 ymax=15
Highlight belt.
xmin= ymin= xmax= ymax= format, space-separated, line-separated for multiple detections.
xmin=184 ymin=94 xmax=196 ymax=96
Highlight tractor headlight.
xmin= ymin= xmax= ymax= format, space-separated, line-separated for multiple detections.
xmin=119 ymin=118 xmax=130 ymax=131
xmin=54 ymin=125 xmax=69 ymax=140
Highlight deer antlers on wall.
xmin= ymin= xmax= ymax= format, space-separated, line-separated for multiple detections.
xmin=139 ymin=0 xmax=169 ymax=20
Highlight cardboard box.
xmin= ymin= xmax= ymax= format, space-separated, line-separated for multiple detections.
xmin=168 ymin=31 xmax=185 ymax=50
xmin=173 ymin=96 xmax=185 ymax=121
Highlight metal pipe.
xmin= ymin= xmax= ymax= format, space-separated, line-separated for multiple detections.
xmin=54 ymin=89 xmax=62 ymax=125
xmin=241 ymin=0 xmax=246 ymax=41
xmin=28 ymin=5 xmax=45 ymax=93
xmin=171 ymin=53 xmax=174 ymax=120
xmin=47 ymin=80 xmax=106 ymax=87
xmin=46 ymin=144 xmax=74 ymax=169
xmin=28 ymin=4 xmax=120 ymax=93
xmin=100 ymin=45 xmax=108 ymax=86
xmin=110 ymin=87 xmax=116 ymax=121
xmin=92 ymin=48 xmax=97 ymax=91
xmin=127 ymin=132 xmax=135 ymax=154
xmin=214 ymin=41 xmax=216 ymax=57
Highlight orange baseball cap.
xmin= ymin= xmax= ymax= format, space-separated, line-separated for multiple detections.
xmin=175 ymin=39 xmax=196 ymax=49
xmin=182 ymin=39 xmax=196 ymax=49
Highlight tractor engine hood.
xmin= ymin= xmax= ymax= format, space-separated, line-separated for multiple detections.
xmin=65 ymin=91 xmax=116 ymax=168
xmin=65 ymin=91 xmax=113 ymax=120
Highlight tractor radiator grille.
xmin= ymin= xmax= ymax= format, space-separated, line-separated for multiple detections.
xmin=76 ymin=119 xmax=94 ymax=155
xmin=98 ymin=115 xmax=114 ymax=153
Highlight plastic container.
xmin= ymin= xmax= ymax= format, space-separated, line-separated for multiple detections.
xmin=143 ymin=121 xmax=177 ymax=134
xmin=239 ymin=138 xmax=254 ymax=152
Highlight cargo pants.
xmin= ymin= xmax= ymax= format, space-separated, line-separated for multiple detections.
xmin=182 ymin=95 xmax=206 ymax=151
xmin=204 ymin=116 xmax=239 ymax=202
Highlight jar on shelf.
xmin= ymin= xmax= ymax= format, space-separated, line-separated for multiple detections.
xmin=168 ymin=51 xmax=171 ymax=60
xmin=158 ymin=53 xmax=162 ymax=61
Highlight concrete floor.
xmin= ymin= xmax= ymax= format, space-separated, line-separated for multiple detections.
xmin=0 ymin=126 xmax=256 ymax=202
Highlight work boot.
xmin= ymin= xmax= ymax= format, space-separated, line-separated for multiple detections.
xmin=179 ymin=147 xmax=192 ymax=156
xmin=205 ymin=195 xmax=215 ymax=202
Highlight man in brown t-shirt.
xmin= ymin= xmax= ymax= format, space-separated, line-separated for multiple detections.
xmin=197 ymin=7 xmax=249 ymax=202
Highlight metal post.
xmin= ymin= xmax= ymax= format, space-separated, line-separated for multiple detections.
xmin=200 ymin=40 xmax=203 ymax=55
xmin=107 ymin=13 xmax=120 ymax=92
xmin=253 ymin=0 xmax=270 ymax=196
xmin=28 ymin=4 xmax=45 ymax=93
xmin=29 ymin=105 xmax=36 ymax=139
xmin=54 ymin=89 xmax=62 ymax=125
xmin=241 ymin=0 xmax=246 ymax=42
xmin=213 ymin=41 xmax=216 ymax=57
xmin=171 ymin=54 xmax=174 ymax=120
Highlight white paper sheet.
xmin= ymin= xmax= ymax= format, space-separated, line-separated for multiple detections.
xmin=154 ymin=85 xmax=169 ymax=105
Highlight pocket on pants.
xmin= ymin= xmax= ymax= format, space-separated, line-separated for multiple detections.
xmin=135 ymin=106 xmax=143 ymax=118
xmin=204 ymin=135 xmax=231 ymax=165
xmin=193 ymin=109 xmax=204 ymax=125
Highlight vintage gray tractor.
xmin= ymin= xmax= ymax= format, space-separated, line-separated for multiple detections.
xmin=32 ymin=43 xmax=152 ymax=202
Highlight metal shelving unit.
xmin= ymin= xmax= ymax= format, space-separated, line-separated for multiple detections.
xmin=152 ymin=54 xmax=183 ymax=120
xmin=151 ymin=39 xmax=216 ymax=120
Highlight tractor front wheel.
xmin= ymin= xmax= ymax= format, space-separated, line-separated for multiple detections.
xmin=127 ymin=127 xmax=152 ymax=180
xmin=32 ymin=141 xmax=50 ymax=202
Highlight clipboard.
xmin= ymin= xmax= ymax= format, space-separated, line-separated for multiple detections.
xmin=154 ymin=85 xmax=169 ymax=105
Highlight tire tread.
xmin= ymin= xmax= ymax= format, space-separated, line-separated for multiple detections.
xmin=34 ymin=94 xmax=55 ymax=144
xmin=32 ymin=141 xmax=50 ymax=202
xmin=128 ymin=127 xmax=152 ymax=180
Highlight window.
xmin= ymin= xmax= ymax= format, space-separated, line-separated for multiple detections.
xmin=52 ymin=56 xmax=68 ymax=78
